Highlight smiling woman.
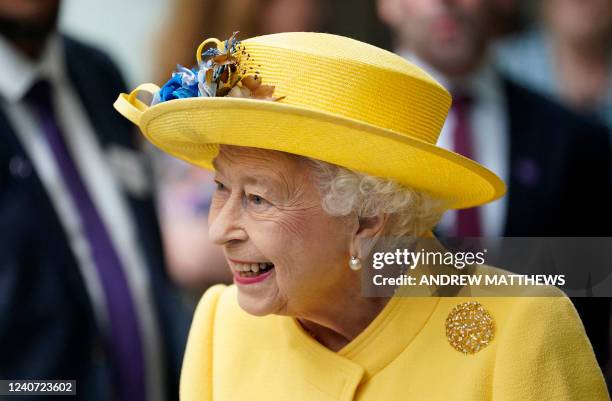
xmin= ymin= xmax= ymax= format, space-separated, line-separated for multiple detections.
xmin=114 ymin=32 xmax=609 ymax=401
xmin=209 ymin=145 xmax=364 ymax=324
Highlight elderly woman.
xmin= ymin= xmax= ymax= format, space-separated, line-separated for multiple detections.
xmin=115 ymin=32 xmax=609 ymax=400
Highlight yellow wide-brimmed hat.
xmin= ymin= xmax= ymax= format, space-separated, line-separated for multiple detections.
xmin=114 ymin=32 xmax=505 ymax=209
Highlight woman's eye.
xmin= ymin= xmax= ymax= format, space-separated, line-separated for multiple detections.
xmin=214 ymin=180 xmax=227 ymax=191
xmin=248 ymin=194 xmax=267 ymax=206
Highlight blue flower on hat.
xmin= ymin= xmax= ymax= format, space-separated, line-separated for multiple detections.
xmin=158 ymin=68 xmax=200 ymax=102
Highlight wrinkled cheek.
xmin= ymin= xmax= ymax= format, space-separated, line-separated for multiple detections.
xmin=263 ymin=236 xmax=301 ymax=286
xmin=273 ymin=213 xmax=312 ymax=239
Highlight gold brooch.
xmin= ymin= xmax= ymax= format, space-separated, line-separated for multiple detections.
xmin=445 ymin=301 xmax=494 ymax=354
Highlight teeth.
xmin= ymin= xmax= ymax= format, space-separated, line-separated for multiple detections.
xmin=232 ymin=262 xmax=272 ymax=272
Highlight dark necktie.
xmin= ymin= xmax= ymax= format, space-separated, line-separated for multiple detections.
xmin=452 ymin=92 xmax=482 ymax=237
xmin=25 ymin=80 xmax=146 ymax=401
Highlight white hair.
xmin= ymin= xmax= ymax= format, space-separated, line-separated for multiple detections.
xmin=306 ymin=159 xmax=445 ymax=238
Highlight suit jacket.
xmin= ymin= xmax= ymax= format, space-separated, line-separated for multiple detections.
xmin=503 ymin=78 xmax=612 ymax=236
xmin=502 ymin=78 xmax=611 ymax=374
xmin=0 ymin=36 xmax=190 ymax=400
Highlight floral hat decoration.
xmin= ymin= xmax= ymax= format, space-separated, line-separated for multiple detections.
xmin=114 ymin=31 xmax=505 ymax=209
xmin=154 ymin=32 xmax=284 ymax=104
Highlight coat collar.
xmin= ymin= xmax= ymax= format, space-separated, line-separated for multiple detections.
xmin=281 ymin=294 xmax=440 ymax=388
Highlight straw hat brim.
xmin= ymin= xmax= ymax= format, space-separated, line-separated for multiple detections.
xmin=119 ymin=95 xmax=506 ymax=209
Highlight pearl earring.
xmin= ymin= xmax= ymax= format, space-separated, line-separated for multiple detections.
xmin=349 ymin=255 xmax=362 ymax=271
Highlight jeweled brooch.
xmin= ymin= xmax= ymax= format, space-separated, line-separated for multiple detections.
xmin=445 ymin=301 xmax=494 ymax=354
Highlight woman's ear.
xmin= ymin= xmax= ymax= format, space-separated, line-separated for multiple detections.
xmin=349 ymin=214 xmax=388 ymax=259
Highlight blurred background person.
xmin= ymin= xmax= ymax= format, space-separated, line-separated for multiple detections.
xmin=497 ymin=0 xmax=612 ymax=131
xmin=377 ymin=0 xmax=612 ymax=383
xmin=0 ymin=0 xmax=189 ymax=400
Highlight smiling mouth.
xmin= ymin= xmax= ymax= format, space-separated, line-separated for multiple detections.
xmin=230 ymin=261 xmax=275 ymax=278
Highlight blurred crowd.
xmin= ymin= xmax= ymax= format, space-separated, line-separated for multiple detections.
xmin=1 ymin=0 xmax=611 ymax=399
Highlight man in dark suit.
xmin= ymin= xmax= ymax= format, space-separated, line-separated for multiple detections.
xmin=0 ymin=1 xmax=189 ymax=400
xmin=377 ymin=0 xmax=612 ymax=382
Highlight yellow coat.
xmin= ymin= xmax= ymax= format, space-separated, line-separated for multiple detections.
xmin=180 ymin=284 xmax=609 ymax=401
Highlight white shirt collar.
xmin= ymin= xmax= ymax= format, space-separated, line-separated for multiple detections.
xmin=0 ymin=33 xmax=65 ymax=103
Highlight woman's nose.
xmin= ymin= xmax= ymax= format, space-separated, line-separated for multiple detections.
xmin=208 ymin=195 xmax=248 ymax=245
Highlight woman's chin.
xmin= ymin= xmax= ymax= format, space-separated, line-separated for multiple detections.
xmin=236 ymin=289 xmax=277 ymax=316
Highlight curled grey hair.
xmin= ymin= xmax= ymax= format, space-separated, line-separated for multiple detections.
xmin=307 ymin=159 xmax=445 ymax=238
